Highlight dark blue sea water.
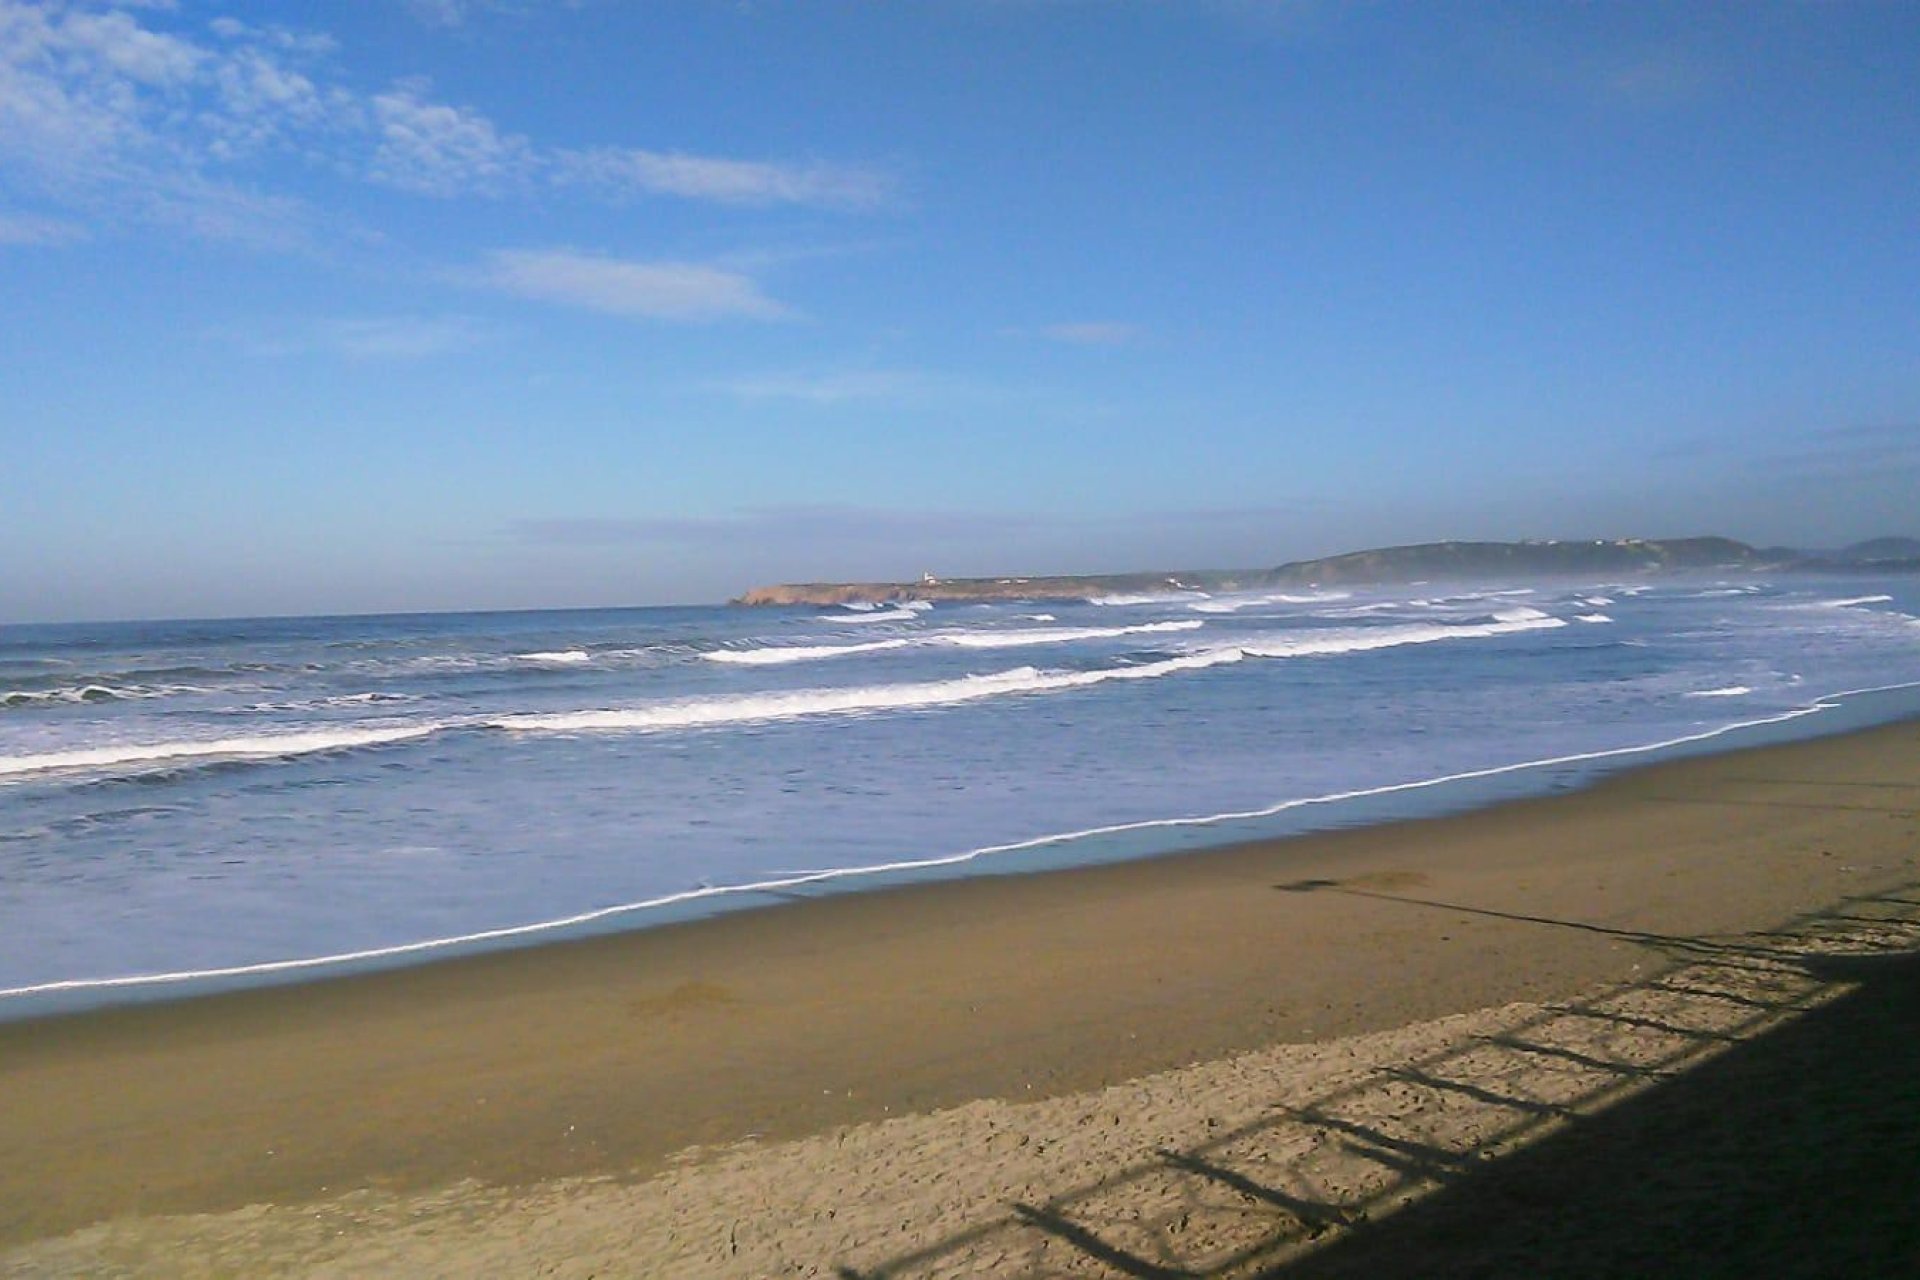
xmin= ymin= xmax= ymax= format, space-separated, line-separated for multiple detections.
xmin=3 ymin=575 xmax=1917 ymax=1016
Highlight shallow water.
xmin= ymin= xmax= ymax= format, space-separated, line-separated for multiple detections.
xmin=3 ymin=573 xmax=1917 ymax=1015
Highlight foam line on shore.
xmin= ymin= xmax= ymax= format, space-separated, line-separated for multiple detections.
xmin=5 ymin=678 xmax=1916 ymax=1007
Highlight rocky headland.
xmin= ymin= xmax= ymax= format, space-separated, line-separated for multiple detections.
xmin=736 ymin=534 xmax=1915 ymax=606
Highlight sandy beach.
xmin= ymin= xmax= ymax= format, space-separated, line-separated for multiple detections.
xmin=3 ymin=718 xmax=1918 ymax=1277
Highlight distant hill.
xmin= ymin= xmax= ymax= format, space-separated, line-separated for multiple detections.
xmin=734 ymin=534 xmax=1914 ymax=605
xmin=1262 ymin=537 xmax=1761 ymax=587
xmin=1839 ymin=536 xmax=1920 ymax=565
xmin=735 ymin=570 xmax=1260 ymax=607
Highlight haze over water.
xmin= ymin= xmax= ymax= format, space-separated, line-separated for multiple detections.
xmin=4 ymin=574 xmax=1917 ymax=1015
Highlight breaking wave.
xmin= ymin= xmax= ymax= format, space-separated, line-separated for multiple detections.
xmin=0 ymin=724 xmax=440 ymax=781
xmin=1 ymin=614 xmax=1570 ymax=784
xmin=1189 ymin=591 xmax=1352 ymax=613
xmin=706 ymin=638 xmax=916 ymax=666
xmin=3 ymin=682 xmax=207 ymax=709
xmin=705 ymin=620 xmax=1204 ymax=666
xmin=513 ymin=614 xmax=1567 ymax=735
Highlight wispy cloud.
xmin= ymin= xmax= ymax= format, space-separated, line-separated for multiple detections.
xmin=508 ymin=504 xmax=1052 ymax=549
xmin=555 ymin=147 xmax=892 ymax=210
xmin=478 ymin=247 xmax=792 ymax=321
xmin=717 ymin=368 xmax=934 ymax=404
xmin=1031 ymin=321 xmax=1140 ymax=347
xmin=1766 ymin=423 xmax=1920 ymax=480
xmin=1487 ymin=25 xmax=1725 ymax=116
xmin=1593 ymin=47 xmax=1717 ymax=111
xmin=234 ymin=313 xmax=494 ymax=359
xmin=0 ymin=1 xmax=892 ymax=243
xmin=503 ymin=503 xmax=1327 ymax=579
xmin=0 ymin=209 xmax=87 ymax=244
xmin=404 ymin=0 xmax=471 ymax=27
xmin=401 ymin=0 xmax=543 ymax=29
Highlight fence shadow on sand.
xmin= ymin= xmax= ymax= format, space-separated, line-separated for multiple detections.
xmin=833 ymin=873 xmax=1920 ymax=1279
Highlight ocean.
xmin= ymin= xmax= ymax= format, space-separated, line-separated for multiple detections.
xmin=4 ymin=574 xmax=1918 ymax=1018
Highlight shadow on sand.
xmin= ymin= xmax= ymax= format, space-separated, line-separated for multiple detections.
xmin=835 ymin=878 xmax=1920 ymax=1279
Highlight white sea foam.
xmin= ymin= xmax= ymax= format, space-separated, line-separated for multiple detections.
xmin=819 ymin=607 xmax=923 ymax=623
xmin=496 ymin=667 xmax=1068 ymax=733
xmin=516 ymin=649 xmax=593 ymax=664
xmin=705 ymin=620 xmax=1205 ymax=666
xmin=1234 ymin=614 xmax=1566 ymax=660
xmin=228 ymin=692 xmax=421 ymax=714
xmin=18 ymin=677 xmax=1913 ymax=1006
xmin=521 ymin=615 xmax=1567 ymax=736
xmin=1452 ymin=589 xmax=1537 ymax=602
xmin=1574 ymin=613 xmax=1613 ymax=624
xmin=2 ymin=682 xmax=206 ymax=708
xmin=1492 ymin=606 xmax=1552 ymax=623
xmin=1023 ymin=614 xmax=1056 ymax=622
xmin=1582 ymin=596 xmax=1615 ymax=607
xmin=1821 ymin=595 xmax=1894 ymax=608
xmin=1686 ymin=686 xmax=1752 ymax=698
xmin=1088 ymin=592 xmax=1202 ymax=607
xmin=376 ymin=654 xmax=510 ymax=675
xmin=0 ymin=616 xmax=1568 ymax=785
xmin=0 ymin=724 xmax=440 ymax=780
xmin=937 ymin=620 xmax=1204 ymax=649
xmin=1190 ymin=591 xmax=1351 ymax=614
xmin=706 ymin=638 xmax=915 ymax=666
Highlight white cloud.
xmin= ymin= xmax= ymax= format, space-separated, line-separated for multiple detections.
xmin=1033 ymin=321 xmax=1140 ymax=346
xmin=206 ymin=16 xmax=338 ymax=59
xmin=204 ymin=48 xmax=338 ymax=160
xmin=53 ymin=7 xmax=201 ymax=87
xmin=479 ymin=248 xmax=792 ymax=321
xmin=556 ymin=147 xmax=892 ymax=210
xmin=0 ymin=1 xmax=341 ymax=243
xmin=369 ymin=83 xmax=533 ymax=196
xmin=0 ymin=208 xmax=85 ymax=243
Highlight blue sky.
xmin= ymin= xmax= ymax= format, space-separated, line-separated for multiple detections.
xmin=2 ymin=0 xmax=1916 ymax=622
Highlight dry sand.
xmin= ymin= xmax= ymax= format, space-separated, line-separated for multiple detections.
xmin=2 ymin=719 xmax=1918 ymax=1276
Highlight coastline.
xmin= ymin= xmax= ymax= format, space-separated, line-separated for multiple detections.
xmin=4 ymin=714 xmax=1919 ymax=1270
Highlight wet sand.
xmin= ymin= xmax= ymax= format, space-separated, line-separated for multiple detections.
xmin=3 ymin=718 xmax=1918 ymax=1274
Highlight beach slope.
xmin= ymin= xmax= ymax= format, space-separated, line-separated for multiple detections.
xmin=2 ymin=721 xmax=1917 ymax=1275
